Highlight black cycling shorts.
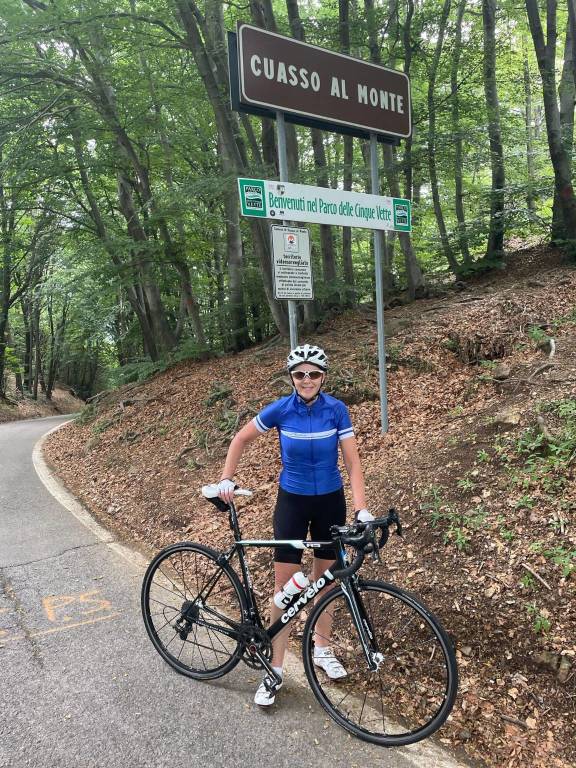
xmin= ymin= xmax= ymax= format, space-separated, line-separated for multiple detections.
xmin=273 ymin=486 xmax=347 ymax=564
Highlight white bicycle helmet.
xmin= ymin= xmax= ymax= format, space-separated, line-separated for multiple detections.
xmin=286 ymin=344 xmax=328 ymax=372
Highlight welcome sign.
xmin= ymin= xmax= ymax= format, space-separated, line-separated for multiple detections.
xmin=238 ymin=178 xmax=411 ymax=232
xmin=235 ymin=24 xmax=411 ymax=140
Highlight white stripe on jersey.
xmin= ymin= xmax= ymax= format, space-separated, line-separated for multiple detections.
xmin=280 ymin=428 xmax=338 ymax=440
xmin=253 ymin=415 xmax=270 ymax=433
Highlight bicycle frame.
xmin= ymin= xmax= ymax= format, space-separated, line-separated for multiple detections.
xmin=208 ymin=500 xmax=382 ymax=672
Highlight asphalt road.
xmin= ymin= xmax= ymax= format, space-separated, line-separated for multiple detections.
xmin=0 ymin=416 xmax=469 ymax=768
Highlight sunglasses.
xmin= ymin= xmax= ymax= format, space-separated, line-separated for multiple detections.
xmin=291 ymin=370 xmax=324 ymax=381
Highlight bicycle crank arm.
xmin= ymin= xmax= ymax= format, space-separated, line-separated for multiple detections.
xmin=251 ymin=649 xmax=282 ymax=686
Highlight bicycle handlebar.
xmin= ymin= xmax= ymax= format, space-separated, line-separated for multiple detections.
xmin=201 ymin=487 xmax=403 ymax=580
xmin=331 ymin=509 xmax=403 ymax=579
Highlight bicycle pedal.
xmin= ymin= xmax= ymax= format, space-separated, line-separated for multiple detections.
xmin=263 ymin=676 xmax=282 ymax=693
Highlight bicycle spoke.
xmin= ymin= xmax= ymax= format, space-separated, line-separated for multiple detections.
xmin=157 ymin=566 xmax=187 ymax=601
xmin=142 ymin=544 xmax=245 ymax=680
xmin=303 ymin=582 xmax=457 ymax=746
xmin=179 ymin=551 xmax=190 ymax=598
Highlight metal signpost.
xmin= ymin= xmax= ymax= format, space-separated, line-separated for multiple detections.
xmin=229 ymin=23 xmax=412 ymax=433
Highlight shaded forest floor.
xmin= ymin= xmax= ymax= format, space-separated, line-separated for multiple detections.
xmin=45 ymin=244 xmax=575 ymax=768
xmin=0 ymin=383 xmax=80 ymax=423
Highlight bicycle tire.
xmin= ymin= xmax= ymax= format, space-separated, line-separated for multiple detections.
xmin=141 ymin=542 xmax=247 ymax=680
xmin=302 ymin=579 xmax=458 ymax=746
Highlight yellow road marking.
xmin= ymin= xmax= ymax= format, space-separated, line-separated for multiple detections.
xmin=0 ymin=612 xmax=121 ymax=644
xmin=42 ymin=590 xmax=113 ymax=623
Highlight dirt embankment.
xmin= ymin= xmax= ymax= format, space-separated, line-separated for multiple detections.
xmin=45 ymin=245 xmax=576 ymax=768
xmin=0 ymin=385 xmax=81 ymax=423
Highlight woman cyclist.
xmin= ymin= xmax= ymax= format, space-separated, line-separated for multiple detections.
xmin=215 ymin=344 xmax=371 ymax=706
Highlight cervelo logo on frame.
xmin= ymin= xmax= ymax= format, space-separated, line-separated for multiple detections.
xmin=280 ymin=569 xmax=335 ymax=624
xmin=239 ymin=179 xmax=267 ymax=216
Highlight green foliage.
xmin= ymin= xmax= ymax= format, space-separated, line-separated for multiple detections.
xmin=0 ymin=0 xmax=572 ymax=391
xmin=530 ymin=542 xmax=576 ymax=578
xmin=519 ymin=573 xmax=536 ymax=590
xmin=495 ymin=400 xmax=576 ymax=519
xmin=526 ymin=603 xmax=551 ymax=634
xmin=113 ymin=360 xmax=169 ymax=386
xmin=420 ymin=485 xmax=487 ymax=552
xmin=527 ymin=325 xmax=551 ymax=346
xmin=4 ymin=347 xmax=22 ymax=375
xmin=204 ymin=383 xmax=233 ymax=407
xmin=514 ymin=494 xmax=534 ymax=511
xmin=75 ymin=403 xmax=96 ymax=425
xmin=457 ymin=475 xmax=476 ymax=492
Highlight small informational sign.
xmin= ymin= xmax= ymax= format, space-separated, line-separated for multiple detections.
xmin=238 ymin=177 xmax=411 ymax=232
xmin=271 ymin=226 xmax=313 ymax=300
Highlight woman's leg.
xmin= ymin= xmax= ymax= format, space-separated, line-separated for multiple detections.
xmin=270 ymin=488 xmax=308 ymax=670
xmin=311 ymin=556 xmax=338 ymax=648
xmin=270 ymin=561 xmax=301 ymax=668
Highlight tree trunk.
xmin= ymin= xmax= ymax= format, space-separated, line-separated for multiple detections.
xmin=131 ymin=2 xmax=208 ymax=349
xmin=220 ymin=138 xmax=251 ymax=351
xmin=32 ymin=298 xmax=41 ymax=401
xmin=69 ymin=113 xmax=161 ymax=359
xmin=452 ymin=0 xmax=472 ymax=266
xmin=522 ymin=43 xmax=537 ymax=214
xmin=339 ymin=0 xmax=355 ymax=306
xmin=363 ymin=0 xmax=396 ymax=299
xmin=116 ymin=172 xmax=176 ymax=354
xmin=526 ymin=0 xmax=576 ymax=247
xmin=402 ymin=0 xmax=415 ymax=201
xmin=173 ymin=0 xmax=288 ymax=335
xmin=551 ymin=18 xmax=575 ymax=241
xmin=427 ymin=0 xmax=460 ymax=275
xmin=482 ymin=0 xmax=506 ymax=261
xmin=0 ymin=160 xmax=12 ymax=397
xmin=287 ymin=0 xmax=339 ymax=309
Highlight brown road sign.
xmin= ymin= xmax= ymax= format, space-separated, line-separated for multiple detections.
xmin=236 ymin=23 xmax=411 ymax=139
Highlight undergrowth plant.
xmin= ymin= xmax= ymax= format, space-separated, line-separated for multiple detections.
xmin=494 ymin=398 xmax=576 ymax=518
xmin=526 ymin=602 xmax=551 ymax=634
xmin=420 ymin=486 xmax=487 ymax=552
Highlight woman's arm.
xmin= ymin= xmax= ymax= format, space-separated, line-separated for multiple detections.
xmin=218 ymin=420 xmax=262 ymax=501
xmin=340 ymin=436 xmax=367 ymax=513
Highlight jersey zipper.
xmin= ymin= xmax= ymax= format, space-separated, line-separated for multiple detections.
xmin=308 ymin=407 xmax=317 ymax=494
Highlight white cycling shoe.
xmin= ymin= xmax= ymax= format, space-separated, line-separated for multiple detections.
xmin=254 ymin=674 xmax=283 ymax=706
xmin=313 ymin=647 xmax=348 ymax=679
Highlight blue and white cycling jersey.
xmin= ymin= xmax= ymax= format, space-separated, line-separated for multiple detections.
xmin=252 ymin=392 xmax=354 ymax=495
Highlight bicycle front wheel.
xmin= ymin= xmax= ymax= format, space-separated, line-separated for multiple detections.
xmin=302 ymin=580 xmax=458 ymax=746
xmin=141 ymin=542 xmax=247 ymax=680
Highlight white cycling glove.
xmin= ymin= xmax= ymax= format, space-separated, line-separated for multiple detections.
xmin=217 ymin=478 xmax=236 ymax=498
xmin=355 ymin=509 xmax=374 ymax=523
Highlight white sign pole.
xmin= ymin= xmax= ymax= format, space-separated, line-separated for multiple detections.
xmin=277 ymin=111 xmax=298 ymax=350
xmin=370 ymin=134 xmax=389 ymax=433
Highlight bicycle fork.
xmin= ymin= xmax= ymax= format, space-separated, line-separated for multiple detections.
xmin=340 ymin=579 xmax=384 ymax=672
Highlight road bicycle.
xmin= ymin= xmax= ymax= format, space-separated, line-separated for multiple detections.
xmin=141 ymin=486 xmax=458 ymax=747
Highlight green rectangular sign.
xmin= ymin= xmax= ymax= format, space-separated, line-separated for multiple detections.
xmin=238 ymin=178 xmax=411 ymax=232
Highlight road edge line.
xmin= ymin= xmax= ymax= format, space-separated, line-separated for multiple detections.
xmin=32 ymin=422 xmax=148 ymax=572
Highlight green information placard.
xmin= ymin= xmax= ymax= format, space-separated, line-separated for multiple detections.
xmin=238 ymin=177 xmax=411 ymax=232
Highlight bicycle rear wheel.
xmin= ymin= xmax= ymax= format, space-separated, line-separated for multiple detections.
xmin=302 ymin=579 xmax=458 ymax=746
xmin=141 ymin=542 xmax=247 ymax=679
